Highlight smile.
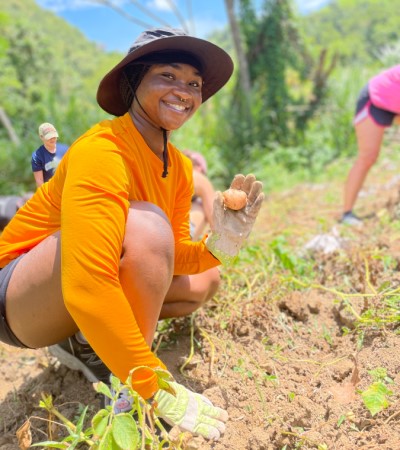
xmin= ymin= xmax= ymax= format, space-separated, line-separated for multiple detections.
xmin=164 ymin=101 xmax=189 ymax=112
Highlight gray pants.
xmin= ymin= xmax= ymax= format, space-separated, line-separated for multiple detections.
xmin=0 ymin=254 xmax=29 ymax=348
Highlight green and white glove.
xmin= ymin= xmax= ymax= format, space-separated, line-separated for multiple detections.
xmin=206 ymin=174 xmax=264 ymax=265
xmin=154 ymin=381 xmax=228 ymax=440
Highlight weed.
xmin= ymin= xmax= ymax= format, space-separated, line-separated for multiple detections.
xmin=262 ymin=374 xmax=279 ymax=386
xmin=287 ymin=391 xmax=296 ymax=402
xmin=287 ymin=252 xmax=400 ymax=334
xmin=233 ymin=358 xmax=254 ymax=379
xmin=336 ymin=414 xmax=346 ymax=428
xmin=269 ymin=235 xmax=316 ymax=278
xmin=321 ymin=325 xmax=334 ymax=347
xmin=358 ymin=367 xmax=394 ymax=416
xmin=30 ymin=368 xmax=187 ymax=449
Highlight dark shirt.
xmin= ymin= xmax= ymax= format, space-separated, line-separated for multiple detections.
xmin=31 ymin=143 xmax=69 ymax=182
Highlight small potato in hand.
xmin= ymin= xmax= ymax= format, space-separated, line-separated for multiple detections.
xmin=222 ymin=188 xmax=247 ymax=210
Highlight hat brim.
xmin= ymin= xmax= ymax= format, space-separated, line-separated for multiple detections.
xmin=97 ymin=35 xmax=234 ymax=116
xmin=42 ymin=132 xmax=58 ymax=140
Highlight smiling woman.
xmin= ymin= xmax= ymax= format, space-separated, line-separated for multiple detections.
xmin=136 ymin=63 xmax=202 ymax=117
xmin=0 ymin=27 xmax=264 ymax=441
xmin=127 ymin=61 xmax=203 ymax=158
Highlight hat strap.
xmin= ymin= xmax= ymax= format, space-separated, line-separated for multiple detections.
xmin=131 ymin=95 xmax=169 ymax=178
xmin=125 ymin=71 xmax=170 ymax=178
xmin=161 ymin=129 xmax=169 ymax=178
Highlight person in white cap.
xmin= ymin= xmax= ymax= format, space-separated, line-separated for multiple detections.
xmin=31 ymin=122 xmax=69 ymax=187
xmin=0 ymin=28 xmax=264 ymax=441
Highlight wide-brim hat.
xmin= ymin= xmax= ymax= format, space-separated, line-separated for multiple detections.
xmin=97 ymin=28 xmax=234 ymax=116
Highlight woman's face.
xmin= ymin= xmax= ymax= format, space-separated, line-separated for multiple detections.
xmin=133 ymin=62 xmax=203 ymax=131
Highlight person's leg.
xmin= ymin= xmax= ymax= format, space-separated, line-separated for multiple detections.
xmin=160 ymin=267 xmax=221 ymax=318
xmin=5 ymin=202 xmax=174 ymax=349
xmin=190 ymin=200 xmax=207 ymax=241
xmin=119 ymin=202 xmax=174 ymax=345
xmin=6 ymin=231 xmax=76 ymax=348
xmin=343 ymin=117 xmax=385 ymax=213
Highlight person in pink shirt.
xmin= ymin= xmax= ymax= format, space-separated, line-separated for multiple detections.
xmin=341 ymin=65 xmax=400 ymax=225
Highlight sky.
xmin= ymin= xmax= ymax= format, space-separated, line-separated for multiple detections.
xmin=36 ymin=0 xmax=331 ymax=53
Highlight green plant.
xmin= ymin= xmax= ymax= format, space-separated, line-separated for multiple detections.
xmin=359 ymin=367 xmax=394 ymax=416
xmin=32 ymin=369 xmax=186 ymax=449
xmin=287 ymin=391 xmax=296 ymax=402
xmin=269 ymin=235 xmax=314 ymax=277
xmin=233 ymin=358 xmax=254 ymax=379
xmin=321 ymin=325 xmax=334 ymax=347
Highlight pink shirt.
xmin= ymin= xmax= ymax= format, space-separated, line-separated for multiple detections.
xmin=369 ymin=65 xmax=400 ymax=114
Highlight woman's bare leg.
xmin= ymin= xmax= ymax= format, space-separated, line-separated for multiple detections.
xmin=5 ymin=202 xmax=174 ymax=349
xmin=6 ymin=231 xmax=76 ymax=348
xmin=119 ymin=202 xmax=174 ymax=345
xmin=343 ymin=117 xmax=385 ymax=213
xmin=160 ymin=267 xmax=221 ymax=318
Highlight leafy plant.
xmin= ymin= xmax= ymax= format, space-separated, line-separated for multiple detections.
xmin=359 ymin=367 xmax=394 ymax=416
xmin=269 ymin=235 xmax=314 ymax=277
xmin=31 ymin=368 xmax=186 ymax=449
xmin=233 ymin=358 xmax=254 ymax=379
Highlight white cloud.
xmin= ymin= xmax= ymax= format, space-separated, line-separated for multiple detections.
xmin=147 ymin=0 xmax=174 ymax=12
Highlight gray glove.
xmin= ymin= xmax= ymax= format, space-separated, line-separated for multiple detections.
xmin=205 ymin=174 xmax=264 ymax=265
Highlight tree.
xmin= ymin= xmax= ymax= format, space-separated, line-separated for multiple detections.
xmin=224 ymin=0 xmax=251 ymax=98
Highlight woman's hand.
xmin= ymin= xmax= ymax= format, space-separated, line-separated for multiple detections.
xmin=205 ymin=174 xmax=264 ymax=265
xmin=154 ymin=381 xmax=228 ymax=440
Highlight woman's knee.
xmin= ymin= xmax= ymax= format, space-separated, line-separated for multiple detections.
xmin=123 ymin=202 xmax=174 ymax=263
xmin=188 ymin=267 xmax=221 ymax=305
xmin=204 ymin=267 xmax=221 ymax=300
xmin=357 ymin=152 xmax=379 ymax=169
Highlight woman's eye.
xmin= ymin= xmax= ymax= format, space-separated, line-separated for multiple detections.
xmin=162 ymin=72 xmax=174 ymax=79
xmin=190 ymin=81 xmax=201 ymax=88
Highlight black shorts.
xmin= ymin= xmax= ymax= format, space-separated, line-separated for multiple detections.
xmin=0 ymin=254 xmax=30 ymax=348
xmin=354 ymin=84 xmax=396 ymax=127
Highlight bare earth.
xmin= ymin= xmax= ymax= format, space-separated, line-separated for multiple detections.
xmin=1 ymin=151 xmax=400 ymax=449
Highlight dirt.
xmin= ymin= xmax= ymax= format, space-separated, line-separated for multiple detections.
xmin=1 ymin=152 xmax=400 ymax=449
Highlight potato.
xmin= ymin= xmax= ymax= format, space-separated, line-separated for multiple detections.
xmin=222 ymin=188 xmax=248 ymax=210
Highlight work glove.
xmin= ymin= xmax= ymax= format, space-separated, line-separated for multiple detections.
xmin=154 ymin=381 xmax=228 ymax=440
xmin=206 ymin=174 xmax=264 ymax=265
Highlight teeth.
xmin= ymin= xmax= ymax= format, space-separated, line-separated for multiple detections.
xmin=165 ymin=102 xmax=187 ymax=111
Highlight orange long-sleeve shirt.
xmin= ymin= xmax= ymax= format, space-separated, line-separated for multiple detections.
xmin=0 ymin=113 xmax=219 ymax=398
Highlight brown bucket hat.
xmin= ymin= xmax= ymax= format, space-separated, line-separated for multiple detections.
xmin=97 ymin=27 xmax=234 ymax=116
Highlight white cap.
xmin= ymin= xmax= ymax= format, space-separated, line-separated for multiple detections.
xmin=38 ymin=122 xmax=58 ymax=140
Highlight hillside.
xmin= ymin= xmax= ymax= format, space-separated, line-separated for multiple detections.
xmin=0 ymin=0 xmax=120 ymax=143
xmin=301 ymin=0 xmax=400 ymax=65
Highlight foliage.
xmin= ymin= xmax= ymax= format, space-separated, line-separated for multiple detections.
xmin=204 ymin=0 xmax=344 ymax=183
xmin=31 ymin=370 xmax=187 ymax=449
xmin=301 ymin=0 xmax=400 ymax=66
xmin=239 ymin=0 xmax=306 ymax=139
xmin=359 ymin=368 xmax=394 ymax=417
xmin=0 ymin=0 xmax=119 ymax=145
xmin=0 ymin=0 xmax=123 ymax=194
xmin=1 ymin=0 xmax=399 ymax=191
